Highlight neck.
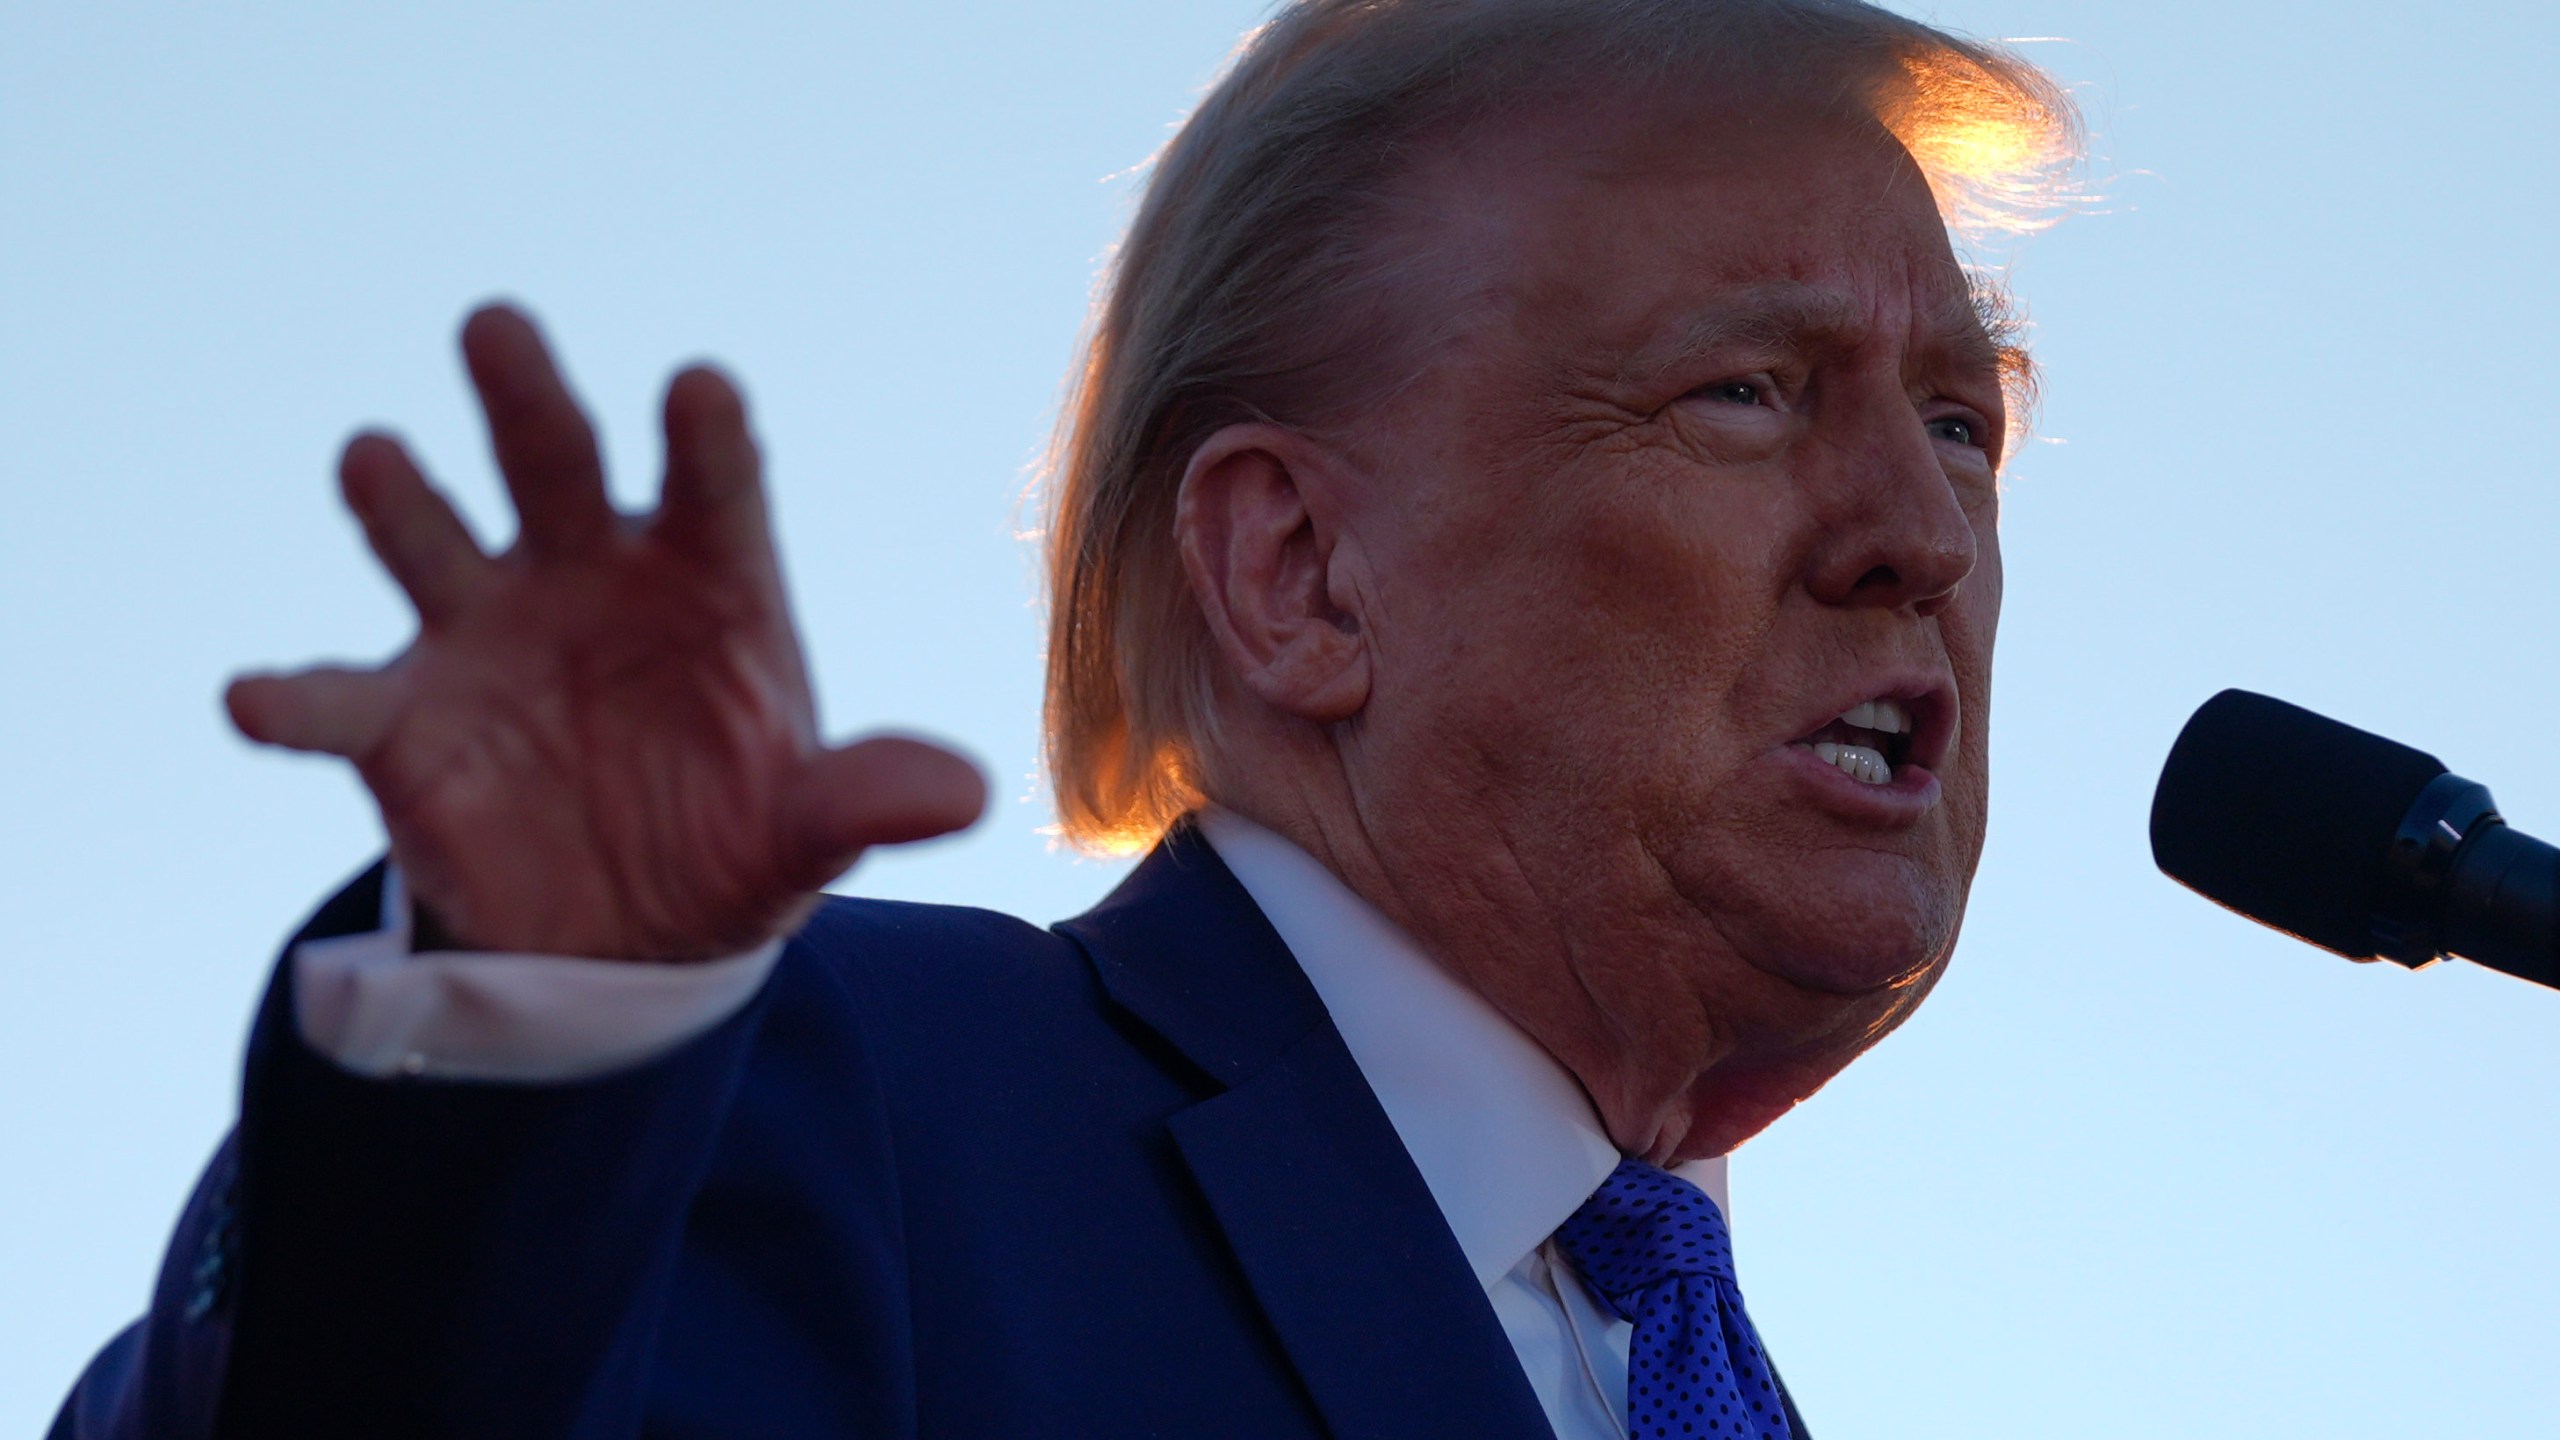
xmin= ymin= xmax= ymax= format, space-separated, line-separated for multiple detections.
xmin=1205 ymin=753 xmax=1820 ymax=1166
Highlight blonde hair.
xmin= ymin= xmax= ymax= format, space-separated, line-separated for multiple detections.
xmin=1041 ymin=0 xmax=2081 ymax=853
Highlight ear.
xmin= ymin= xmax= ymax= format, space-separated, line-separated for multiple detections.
xmin=1174 ymin=423 xmax=1371 ymax=725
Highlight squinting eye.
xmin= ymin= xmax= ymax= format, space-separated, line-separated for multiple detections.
xmin=1927 ymin=416 xmax=1977 ymax=446
xmin=1699 ymin=380 xmax=1762 ymax=406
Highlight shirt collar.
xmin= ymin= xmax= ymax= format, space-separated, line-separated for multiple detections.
xmin=1196 ymin=808 xmax=1730 ymax=1292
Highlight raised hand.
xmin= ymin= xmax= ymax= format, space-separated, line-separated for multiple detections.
xmin=225 ymin=305 xmax=987 ymax=961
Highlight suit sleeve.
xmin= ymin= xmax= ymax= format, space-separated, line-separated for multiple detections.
xmin=49 ymin=862 xmax=780 ymax=1440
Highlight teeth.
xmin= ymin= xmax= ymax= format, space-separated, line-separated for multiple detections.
xmin=1836 ymin=699 xmax=1912 ymax=735
xmin=1810 ymin=741 xmax=1893 ymax=785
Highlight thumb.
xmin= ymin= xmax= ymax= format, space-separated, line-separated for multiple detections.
xmin=225 ymin=665 xmax=398 ymax=758
xmin=786 ymin=733 xmax=989 ymax=884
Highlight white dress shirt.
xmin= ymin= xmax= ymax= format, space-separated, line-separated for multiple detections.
xmin=291 ymin=818 xmax=1733 ymax=1439
xmin=293 ymin=864 xmax=782 ymax=1082
xmin=1200 ymin=809 xmax=1729 ymax=1440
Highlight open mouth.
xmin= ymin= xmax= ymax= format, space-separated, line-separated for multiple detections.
xmin=1791 ymin=698 xmax=1916 ymax=786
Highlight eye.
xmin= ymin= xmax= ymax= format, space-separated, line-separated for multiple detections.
xmin=1696 ymin=379 xmax=1764 ymax=406
xmin=1926 ymin=415 xmax=1978 ymax=446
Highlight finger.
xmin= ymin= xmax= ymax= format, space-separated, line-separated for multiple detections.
xmin=786 ymin=734 xmax=989 ymax=884
xmin=339 ymin=431 xmax=491 ymax=624
xmin=225 ymin=664 xmax=400 ymax=758
xmin=653 ymin=364 xmax=773 ymax=564
xmin=459 ymin=303 xmax=614 ymax=558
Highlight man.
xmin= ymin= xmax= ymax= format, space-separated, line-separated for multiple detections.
xmin=53 ymin=1 xmax=2077 ymax=1435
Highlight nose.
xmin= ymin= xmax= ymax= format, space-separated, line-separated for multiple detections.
xmin=1800 ymin=409 xmax=1981 ymax=619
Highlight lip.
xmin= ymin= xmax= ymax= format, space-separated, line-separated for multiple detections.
xmin=1774 ymin=742 xmax=1945 ymax=824
xmin=1768 ymin=673 xmax=1960 ymax=824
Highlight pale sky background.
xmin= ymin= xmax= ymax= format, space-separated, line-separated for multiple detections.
xmin=6 ymin=2 xmax=2558 ymax=1434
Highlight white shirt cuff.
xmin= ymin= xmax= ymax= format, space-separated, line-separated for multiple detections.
xmin=290 ymin=866 xmax=784 ymax=1083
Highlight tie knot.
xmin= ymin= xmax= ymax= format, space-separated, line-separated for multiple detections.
xmin=1553 ymin=1158 xmax=1736 ymax=1317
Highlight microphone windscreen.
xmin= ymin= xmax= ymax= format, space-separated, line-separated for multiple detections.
xmin=2150 ymin=689 xmax=2447 ymax=959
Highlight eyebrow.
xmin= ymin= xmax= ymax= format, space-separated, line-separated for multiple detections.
xmin=1646 ymin=285 xmax=1860 ymax=372
xmin=1631 ymin=281 xmax=2007 ymax=387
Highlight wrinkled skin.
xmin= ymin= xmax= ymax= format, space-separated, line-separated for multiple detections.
xmin=1179 ymin=90 xmax=2009 ymax=1164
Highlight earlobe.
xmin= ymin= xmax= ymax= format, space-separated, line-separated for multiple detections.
xmin=1174 ymin=425 xmax=1372 ymax=726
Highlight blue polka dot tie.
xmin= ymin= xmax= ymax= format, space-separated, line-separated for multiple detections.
xmin=1553 ymin=1159 xmax=1796 ymax=1440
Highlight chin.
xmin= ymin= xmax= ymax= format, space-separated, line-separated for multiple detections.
xmin=1731 ymin=857 xmax=1967 ymax=997
xmin=1656 ymin=775 xmax=1981 ymax=987
xmin=1764 ymin=920 xmax=1952 ymax=995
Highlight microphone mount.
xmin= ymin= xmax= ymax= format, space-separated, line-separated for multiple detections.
xmin=2372 ymin=772 xmax=2498 ymax=968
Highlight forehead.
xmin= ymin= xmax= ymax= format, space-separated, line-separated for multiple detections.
xmin=1400 ymin=88 xmax=1984 ymax=370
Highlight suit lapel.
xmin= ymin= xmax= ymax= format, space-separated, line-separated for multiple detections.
xmin=1057 ymin=828 xmax=1555 ymax=1440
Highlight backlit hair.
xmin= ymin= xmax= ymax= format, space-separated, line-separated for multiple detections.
xmin=1041 ymin=0 xmax=2082 ymax=853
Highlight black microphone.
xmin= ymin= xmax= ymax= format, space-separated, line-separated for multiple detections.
xmin=2150 ymin=689 xmax=2560 ymax=991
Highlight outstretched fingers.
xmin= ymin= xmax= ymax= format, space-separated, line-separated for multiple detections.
xmin=225 ymin=664 xmax=401 ymax=759
xmin=460 ymin=304 xmax=615 ymax=559
xmin=654 ymin=364 xmax=773 ymax=565
xmin=786 ymin=735 xmax=989 ymax=886
xmin=340 ymin=431 xmax=490 ymax=624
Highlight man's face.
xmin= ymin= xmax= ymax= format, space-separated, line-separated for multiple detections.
xmin=1334 ymin=91 xmax=2008 ymax=1154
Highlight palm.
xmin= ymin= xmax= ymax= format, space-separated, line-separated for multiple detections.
xmin=227 ymin=306 xmax=984 ymax=960
xmin=365 ymin=542 xmax=819 ymax=958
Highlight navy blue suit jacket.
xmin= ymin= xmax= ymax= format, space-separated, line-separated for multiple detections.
xmin=53 ymin=827 xmax=1808 ymax=1438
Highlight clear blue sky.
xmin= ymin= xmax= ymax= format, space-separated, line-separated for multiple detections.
xmin=6 ymin=2 xmax=2557 ymax=1432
